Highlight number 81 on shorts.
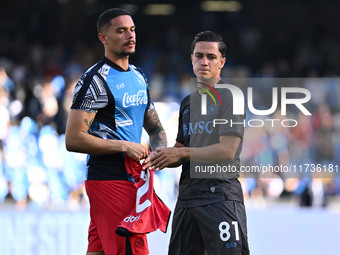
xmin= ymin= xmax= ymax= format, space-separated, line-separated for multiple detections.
xmin=219 ymin=221 xmax=240 ymax=242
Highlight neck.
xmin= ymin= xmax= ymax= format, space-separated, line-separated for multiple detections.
xmin=197 ymin=77 xmax=221 ymax=95
xmin=105 ymin=51 xmax=130 ymax=71
xmin=197 ymin=77 xmax=221 ymax=87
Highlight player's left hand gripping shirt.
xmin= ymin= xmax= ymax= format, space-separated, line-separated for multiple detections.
xmin=71 ymin=57 xmax=154 ymax=180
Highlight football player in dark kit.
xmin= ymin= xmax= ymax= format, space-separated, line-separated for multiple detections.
xmin=147 ymin=31 xmax=250 ymax=254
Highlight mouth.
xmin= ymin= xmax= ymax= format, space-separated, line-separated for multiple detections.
xmin=124 ymin=41 xmax=135 ymax=47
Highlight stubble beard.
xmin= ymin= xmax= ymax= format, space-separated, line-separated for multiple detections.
xmin=120 ymin=50 xmax=135 ymax=57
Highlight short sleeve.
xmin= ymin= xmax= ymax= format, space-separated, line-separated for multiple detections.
xmin=176 ymin=101 xmax=185 ymax=144
xmin=146 ymin=84 xmax=154 ymax=111
xmin=71 ymin=73 xmax=108 ymax=112
xmin=218 ymin=90 xmax=245 ymax=138
xmin=135 ymin=66 xmax=154 ymax=112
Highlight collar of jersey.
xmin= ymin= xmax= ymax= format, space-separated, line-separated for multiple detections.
xmin=102 ymin=56 xmax=130 ymax=72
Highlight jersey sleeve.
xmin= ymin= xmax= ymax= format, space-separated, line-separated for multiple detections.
xmin=146 ymin=84 xmax=155 ymax=111
xmin=176 ymin=101 xmax=185 ymax=144
xmin=135 ymin=66 xmax=154 ymax=112
xmin=218 ymin=89 xmax=245 ymax=138
xmin=71 ymin=73 xmax=108 ymax=112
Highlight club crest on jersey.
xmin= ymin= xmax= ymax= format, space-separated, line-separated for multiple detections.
xmin=131 ymin=66 xmax=147 ymax=87
xmin=123 ymin=90 xmax=148 ymax=108
xmin=137 ymin=77 xmax=146 ymax=87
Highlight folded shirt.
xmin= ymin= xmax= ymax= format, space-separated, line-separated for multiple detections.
xmin=116 ymin=154 xmax=171 ymax=236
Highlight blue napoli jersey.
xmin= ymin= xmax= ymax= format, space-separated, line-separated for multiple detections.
xmin=71 ymin=57 xmax=154 ymax=180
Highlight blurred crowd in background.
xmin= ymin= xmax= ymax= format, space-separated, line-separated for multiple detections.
xmin=0 ymin=0 xmax=340 ymax=210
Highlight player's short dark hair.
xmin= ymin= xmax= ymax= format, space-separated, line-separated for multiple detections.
xmin=191 ymin=31 xmax=227 ymax=57
xmin=97 ymin=8 xmax=132 ymax=33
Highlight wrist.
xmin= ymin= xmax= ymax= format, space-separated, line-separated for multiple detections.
xmin=119 ymin=140 xmax=129 ymax=153
xmin=179 ymin=147 xmax=190 ymax=160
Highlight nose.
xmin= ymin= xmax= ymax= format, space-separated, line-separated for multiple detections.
xmin=200 ymin=56 xmax=208 ymax=66
xmin=126 ymin=30 xmax=134 ymax=39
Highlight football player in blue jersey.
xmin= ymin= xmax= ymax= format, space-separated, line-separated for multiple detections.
xmin=65 ymin=8 xmax=166 ymax=255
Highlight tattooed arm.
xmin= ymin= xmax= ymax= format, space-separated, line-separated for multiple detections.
xmin=143 ymin=108 xmax=167 ymax=151
xmin=65 ymin=109 xmax=148 ymax=161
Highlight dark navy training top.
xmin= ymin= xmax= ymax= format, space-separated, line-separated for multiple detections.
xmin=175 ymin=86 xmax=245 ymax=207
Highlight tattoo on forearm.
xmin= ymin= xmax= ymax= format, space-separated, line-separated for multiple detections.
xmin=150 ymin=129 xmax=167 ymax=150
xmin=144 ymin=108 xmax=167 ymax=150
xmin=84 ymin=118 xmax=94 ymax=128
xmin=157 ymin=131 xmax=167 ymax=147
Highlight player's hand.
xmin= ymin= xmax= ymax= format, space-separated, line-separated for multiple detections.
xmin=148 ymin=147 xmax=182 ymax=170
xmin=142 ymin=151 xmax=157 ymax=170
xmin=125 ymin=142 xmax=149 ymax=162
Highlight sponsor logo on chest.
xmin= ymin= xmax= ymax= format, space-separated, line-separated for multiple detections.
xmin=122 ymin=90 xmax=148 ymax=108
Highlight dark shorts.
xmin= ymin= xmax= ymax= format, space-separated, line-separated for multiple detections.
xmin=169 ymin=200 xmax=250 ymax=255
xmin=85 ymin=180 xmax=149 ymax=255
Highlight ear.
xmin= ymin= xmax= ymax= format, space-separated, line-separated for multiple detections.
xmin=219 ymin=57 xmax=226 ymax=69
xmin=98 ymin=33 xmax=107 ymax=45
xmin=191 ymin=54 xmax=194 ymax=65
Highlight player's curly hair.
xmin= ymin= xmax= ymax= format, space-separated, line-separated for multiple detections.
xmin=191 ymin=31 xmax=227 ymax=57
xmin=97 ymin=8 xmax=131 ymax=34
